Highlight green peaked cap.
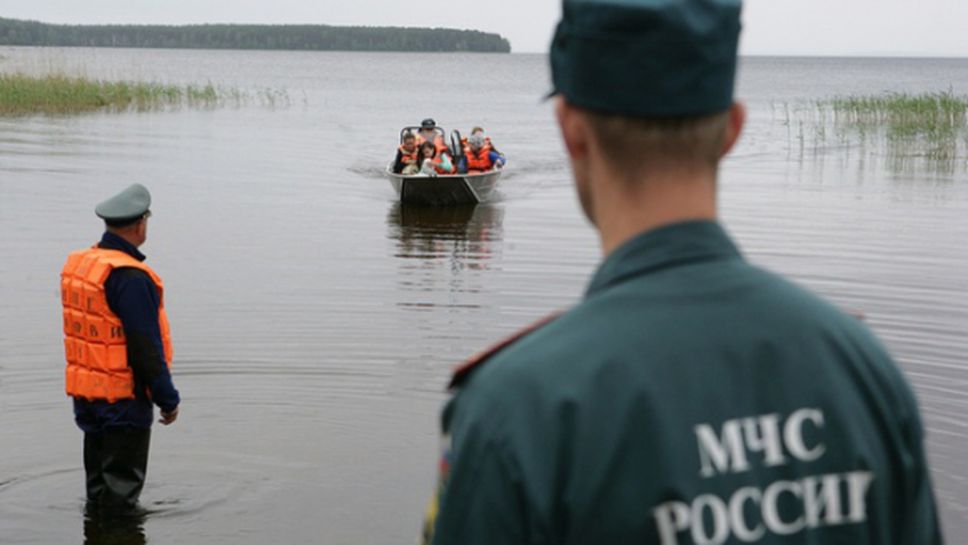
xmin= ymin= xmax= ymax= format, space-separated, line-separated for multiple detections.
xmin=95 ymin=183 xmax=151 ymax=223
xmin=549 ymin=0 xmax=742 ymax=117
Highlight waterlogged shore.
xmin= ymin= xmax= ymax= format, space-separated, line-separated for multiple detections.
xmin=0 ymin=72 xmax=289 ymax=115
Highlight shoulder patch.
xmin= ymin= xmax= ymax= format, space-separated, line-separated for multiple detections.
xmin=448 ymin=312 xmax=561 ymax=390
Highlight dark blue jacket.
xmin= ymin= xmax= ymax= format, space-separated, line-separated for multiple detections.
xmin=73 ymin=232 xmax=180 ymax=433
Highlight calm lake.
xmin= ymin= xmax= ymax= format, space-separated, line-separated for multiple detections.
xmin=1 ymin=48 xmax=967 ymax=543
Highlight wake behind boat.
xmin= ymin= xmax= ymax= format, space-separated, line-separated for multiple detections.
xmin=386 ymin=120 xmax=506 ymax=206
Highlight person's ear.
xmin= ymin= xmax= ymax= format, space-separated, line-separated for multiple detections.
xmin=555 ymin=97 xmax=589 ymax=161
xmin=720 ymin=102 xmax=746 ymax=158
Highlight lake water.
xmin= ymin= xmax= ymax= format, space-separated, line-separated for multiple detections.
xmin=1 ymin=48 xmax=966 ymax=543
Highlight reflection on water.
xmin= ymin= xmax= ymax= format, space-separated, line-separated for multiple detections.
xmin=388 ymin=203 xmax=504 ymax=264
xmin=83 ymin=508 xmax=146 ymax=545
xmin=388 ymin=203 xmax=505 ymax=312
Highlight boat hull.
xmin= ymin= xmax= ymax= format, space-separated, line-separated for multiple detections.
xmin=386 ymin=168 xmax=502 ymax=206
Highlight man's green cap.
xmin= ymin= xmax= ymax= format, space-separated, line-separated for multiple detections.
xmin=549 ymin=0 xmax=742 ymax=117
xmin=95 ymin=183 xmax=151 ymax=225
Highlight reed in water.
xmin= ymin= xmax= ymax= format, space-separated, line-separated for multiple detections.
xmin=0 ymin=72 xmax=259 ymax=115
xmin=829 ymin=91 xmax=968 ymax=141
xmin=778 ymin=91 xmax=968 ymax=171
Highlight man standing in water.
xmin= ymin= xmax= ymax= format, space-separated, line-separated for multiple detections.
xmin=422 ymin=1 xmax=942 ymax=544
xmin=61 ymin=183 xmax=180 ymax=513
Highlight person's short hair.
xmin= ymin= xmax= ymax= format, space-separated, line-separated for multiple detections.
xmin=403 ymin=131 xmax=415 ymax=141
xmin=584 ymin=109 xmax=730 ymax=173
xmin=471 ymin=126 xmax=484 ymax=135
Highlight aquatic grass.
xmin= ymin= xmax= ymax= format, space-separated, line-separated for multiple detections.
xmin=777 ymin=91 xmax=968 ymax=173
xmin=830 ymin=91 xmax=967 ymax=128
xmin=828 ymin=91 xmax=968 ymax=147
xmin=0 ymin=72 xmax=289 ymax=115
xmin=0 ymin=73 xmax=210 ymax=114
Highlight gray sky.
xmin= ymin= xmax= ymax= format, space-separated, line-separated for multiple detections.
xmin=1 ymin=0 xmax=966 ymax=57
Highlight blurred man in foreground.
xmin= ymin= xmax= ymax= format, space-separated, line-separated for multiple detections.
xmin=422 ymin=1 xmax=942 ymax=544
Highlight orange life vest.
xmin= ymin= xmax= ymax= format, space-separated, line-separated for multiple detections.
xmin=398 ymin=144 xmax=418 ymax=165
xmin=61 ymin=247 xmax=173 ymax=403
xmin=464 ymin=148 xmax=494 ymax=172
xmin=416 ymin=133 xmax=449 ymax=156
xmin=461 ymin=136 xmax=493 ymax=154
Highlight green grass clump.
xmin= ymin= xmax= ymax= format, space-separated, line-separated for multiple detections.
xmin=781 ymin=91 xmax=968 ymax=169
xmin=0 ymin=72 xmax=218 ymax=115
xmin=0 ymin=73 xmax=299 ymax=115
xmin=775 ymin=91 xmax=968 ymax=173
xmin=829 ymin=91 xmax=968 ymax=141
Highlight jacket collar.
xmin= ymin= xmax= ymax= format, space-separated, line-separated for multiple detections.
xmin=586 ymin=220 xmax=742 ymax=297
xmin=97 ymin=231 xmax=146 ymax=262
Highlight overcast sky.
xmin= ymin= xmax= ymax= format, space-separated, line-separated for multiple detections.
xmin=1 ymin=0 xmax=966 ymax=57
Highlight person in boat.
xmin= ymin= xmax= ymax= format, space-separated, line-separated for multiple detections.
xmin=393 ymin=131 xmax=419 ymax=174
xmin=416 ymin=141 xmax=456 ymax=176
xmin=417 ymin=142 xmax=437 ymax=176
xmin=421 ymin=1 xmax=942 ymax=544
xmin=465 ymin=126 xmax=501 ymax=156
xmin=459 ymin=132 xmax=506 ymax=174
xmin=415 ymin=118 xmax=449 ymax=156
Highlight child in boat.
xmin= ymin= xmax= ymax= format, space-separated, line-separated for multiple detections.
xmin=465 ymin=126 xmax=501 ymax=156
xmin=394 ymin=132 xmax=419 ymax=174
xmin=417 ymin=142 xmax=436 ymax=175
xmin=416 ymin=141 xmax=456 ymax=176
xmin=460 ymin=132 xmax=506 ymax=173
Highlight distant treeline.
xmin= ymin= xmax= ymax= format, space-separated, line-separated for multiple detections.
xmin=0 ymin=17 xmax=511 ymax=53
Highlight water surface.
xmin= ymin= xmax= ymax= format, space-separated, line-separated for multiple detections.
xmin=1 ymin=49 xmax=966 ymax=543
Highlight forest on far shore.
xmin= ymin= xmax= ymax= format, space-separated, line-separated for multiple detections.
xmin=0 ymin=17 xmax=511 ymax=53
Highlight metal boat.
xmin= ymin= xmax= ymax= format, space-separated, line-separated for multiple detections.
xmin=385 ymin=165 xmax=503 ymax=206
xmin=385 ymin=125 xmax=504 ymax=206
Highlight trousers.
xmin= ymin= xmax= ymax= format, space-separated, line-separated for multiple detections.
xmin=83 ymin=427 xmax=151 ymax=511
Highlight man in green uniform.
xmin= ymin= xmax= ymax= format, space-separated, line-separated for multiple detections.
xmin=422 ymin=1 xmax=942 ymax=544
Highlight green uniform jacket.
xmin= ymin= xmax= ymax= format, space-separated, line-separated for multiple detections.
xmin=426 ymin=221 xmax=941 ymax=545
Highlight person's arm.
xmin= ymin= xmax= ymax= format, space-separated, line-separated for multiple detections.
xmin=489 ymin=151 xmax=506 ymax=168
xmin=105 ymin=269 xmax=180 ymax=420
xmin=423 ymin=393 xmax=532 ymax=545
xmin=896 ymin=383 xmax=943 ymax=544
xmin=393 ymin=149 xmax=406 ymax=173
xmin=859 ymin=327 xmax=943 ymax=544
xmin=438 ymin=152 xmax=455 ymax=174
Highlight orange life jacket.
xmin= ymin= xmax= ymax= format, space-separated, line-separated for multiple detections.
xmin=398 ymin=144 xmax=418 ymax=165
xmin=416 ymin=133 xmax=449 ymax=156
xmin=461 ymin=136 xmax=493 ymax=154
xmin=61 ymin=247 xmax=173 ymax=403
xmin=464 ymin=148 xmax=494 ymax=172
